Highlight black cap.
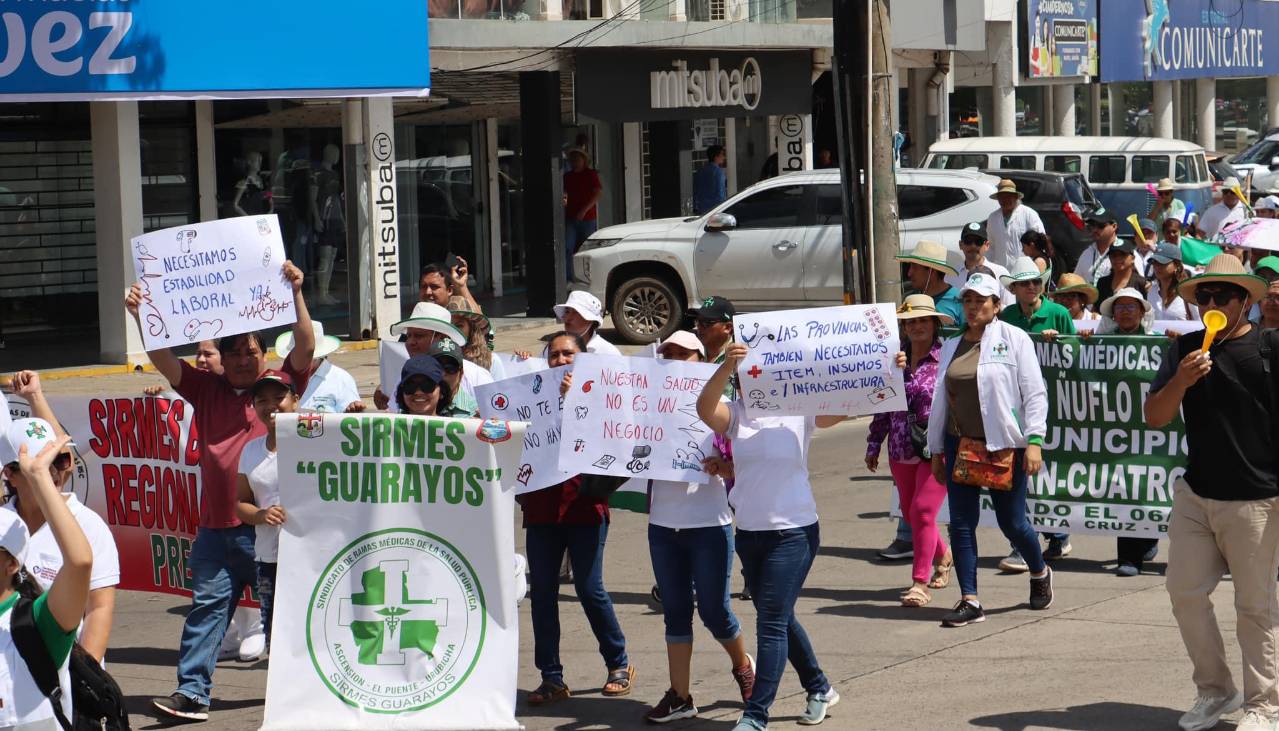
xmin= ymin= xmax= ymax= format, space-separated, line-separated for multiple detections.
xmin=400 ymin=354 xmax=445 ymax=384
xmin=689 ymin=295 xmax=736 ymax=322
xmin=1085 ymin=207 xmax=1117 ymax=224
xmin=1108 ymin=239 xmax=1136 ymax=256
xmin=426 ymin=339 xmax=464 ymax=367
xmin=960 ymin=220 xmax=988 ymax=241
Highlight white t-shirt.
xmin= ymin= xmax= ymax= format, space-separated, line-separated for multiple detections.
xmin=12 ymin=495 xmax=120 ymax=593
xmin=724 ymin=401 xmax=817 ymax=531
xmin=587 ymin=333 xmax=622 ymax=356
xmin=299 ymin=360 xmax=361 ymax=413
xmin=1074 ymin=242 xmax=1114 ymax=285
xmin=238 ymin=436 xmax=280 ymax=562
xmin=648 ymin=475 xmax=733 ymax=529
xmin=1199 ymin=202 xmax=1248 ymax=238
xmin=1147 ymin=279 xmax=1199 ymax=321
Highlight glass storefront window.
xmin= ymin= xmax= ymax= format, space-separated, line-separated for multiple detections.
xmin=428 ymin=0 xmax=531 ymax=19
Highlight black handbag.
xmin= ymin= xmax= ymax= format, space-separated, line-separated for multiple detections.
xmin=907 ymin=413 xmax=930 ymax=460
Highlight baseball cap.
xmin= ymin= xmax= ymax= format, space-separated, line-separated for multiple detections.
xmin=0 ymin=510 xmax=28 ymax=565
xmin=960 ymin=220 xmax=988 ymax=242
xmin=1255 ymin=255 xmax=1279 ymax=275
xmin=426 ymin=339 xmax=464 ymax=368
xmin=657 ymin=330 xmax=706 ymax=358
xmin=251 ymin=369 xmax=296 ymax=395
xmin=1138 ymin=218 xmax=1157 ymax=233
xmin=1108 ymin=239 xmax=1137 ymax=256
xmin=1150 ymin=243 xmax=1183 ymax=265
xmin=400 ymin=354 xmax=445 ymax=385
xmin=689 ymin=295 xmax=736 ymax=322
xmin=960 ymin=272 xmax=1001 ymax=299
xmin=0 ymin=418 xmax=58 ymax=467
xmin=1257 ymin=195 xmax=1279 ymax=211
xmin=1085 ymin=208 xmax=1117 ymax=225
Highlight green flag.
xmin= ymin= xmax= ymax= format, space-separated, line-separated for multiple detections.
xmin=1180 ymin=236 xmax=1222 ymax=267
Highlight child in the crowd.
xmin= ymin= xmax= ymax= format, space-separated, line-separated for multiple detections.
xmin=234 ymin=370 xmax=298 ymax=651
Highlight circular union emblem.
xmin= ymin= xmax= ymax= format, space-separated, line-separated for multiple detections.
xmin=307 ymin=528 xmax=486 ymax=713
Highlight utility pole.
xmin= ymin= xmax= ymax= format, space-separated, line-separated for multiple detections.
xmin=869 ymin=0 xmax=901 ymax=304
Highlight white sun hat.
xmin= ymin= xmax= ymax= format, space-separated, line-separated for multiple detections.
xmin=553 ymin=291 xmax=605 ymax=325
xmin=389 ymin=302 xmax=466 ymax=344
xmin=275 ymin=321 xmax=342 ymax=360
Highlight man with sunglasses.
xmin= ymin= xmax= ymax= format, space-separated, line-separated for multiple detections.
xmin=1074 ymin=209 xmax=1119 ymax=286
xmin=689 ymin=296 xmax=735 ymax=365
xmin=1146 ymin=255 xmax=1279 ymax=731
xmin=1149 ymin=178 xmax=1187 ymax=226
xmin=1199 ymin=177 xmax=1250 ymax=240
xmin=946 ymin=221 xmax=1014 ymax=309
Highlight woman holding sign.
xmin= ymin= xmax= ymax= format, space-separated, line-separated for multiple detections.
xmin=927 ymin=272 xmax=1054 ymax=629
xmin=698 ymin=343 xmax=847 ymax=730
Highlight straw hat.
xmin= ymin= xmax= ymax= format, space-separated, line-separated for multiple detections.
xmin=1178 ymin=253 xmax=1269 ymax=302
xmin=1051 ymin=273 xmax=1099 ymax=305
xmin=447 ymin=299 xmax=491 ymax=337
xmin=1156 ymin=178 xmax=1175 ymax=192
xmin=1099 ymin=287 xmax=1152 ymax=318
xmin=275 ymin=321 xmax=341 ymax=360
xmin=895 ymin=294 xmax=955 ymax=326
xmin=389 ymin=302 xmax=466 ymax=343
xmin=989 ymin=179 xmax=1023 ymax=199
xmin=895 ymin=239 xmax=958 ymax=277
xmin=999 ymin=256 xmax=1052 ymax=289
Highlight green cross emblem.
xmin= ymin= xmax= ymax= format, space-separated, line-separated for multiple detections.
xmin=25 ymin=422 xmax=46 ymax=439
xmin=702 ymin=297 xmax=716 ymax=308
xmin=994 ymin=342 xmax=1008 ymax=356
xmin=338 ymin=560 xmax=447 ymax=665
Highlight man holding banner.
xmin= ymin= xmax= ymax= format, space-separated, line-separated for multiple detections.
xmin=1145 ymin=255 xmax=1279 ymax=731
xmin=125 ymin=261 xmax=315 ymax=723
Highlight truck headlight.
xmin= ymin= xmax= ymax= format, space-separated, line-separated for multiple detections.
xmin=576 ymin=238 xmax=621 ymax=253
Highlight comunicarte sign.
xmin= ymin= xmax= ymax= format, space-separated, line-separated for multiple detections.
xmin=0 ymin=1 xmax=429 ymax=100
xmin=650 ymin=57 xmax=762 ymax=111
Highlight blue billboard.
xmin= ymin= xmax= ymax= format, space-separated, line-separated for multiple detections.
xmin=1021 ymin=0 xmax=1098 ymax=80
xmin=0 ymin=1 xmax=429 ymax=100
xmin=1100 ymin=0 xmax=1279 ymax=82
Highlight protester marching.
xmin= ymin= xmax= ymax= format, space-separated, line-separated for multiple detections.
xmin=4 ymin=171 xmax=1279 ymax=731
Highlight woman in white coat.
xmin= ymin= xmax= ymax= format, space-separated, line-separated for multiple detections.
xmin=927 ymin=272 xmax=1054 ymax=628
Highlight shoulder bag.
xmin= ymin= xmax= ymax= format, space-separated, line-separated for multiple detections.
xmin=950 ymin=436 xmax=1015 ymax=491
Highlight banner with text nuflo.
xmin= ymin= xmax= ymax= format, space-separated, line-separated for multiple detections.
xmin=263 ymin=413 xmax=524 ymax=731
xmin=733 ymin=304 xmax=905 ymax=419
xmin=890 ymin=335 xmax=1185 ymax=537
xmin=5 ymin=393 xmax=207 ymax=597
xmin=476 ymin=367 xmax=571 ymax=494
xmin=559 ymin=355 xmax=720 ymax=482
xmin=130 ymin=215 xmax=293 ymax=351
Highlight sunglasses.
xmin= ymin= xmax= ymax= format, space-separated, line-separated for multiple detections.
xmin=960 ymin=238 xmax=985 ymax=246
xmin=438 ymin=361 xmax=462 ymax=375
xmin=1087 ymin=221 xmax=1113 ymax=229
xmin=402 ymin=377 xmax=439 ymax=394
xmin=694 ymin=318 xmax=725 ymax=328
xmin=1194 ymin=288 xmax=1243 ymax=307
xmin=53 ymin=453 xmax=72 ymax=471
xmin=1112 ymin=303 xmax=1142 ymax=314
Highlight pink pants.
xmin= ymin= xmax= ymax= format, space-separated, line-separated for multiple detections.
xmin=890 ymin=460 xmax=949 ymax=584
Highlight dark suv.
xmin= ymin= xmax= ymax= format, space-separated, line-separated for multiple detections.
xmin=980 ymin=169 xmax=1103 ymax=273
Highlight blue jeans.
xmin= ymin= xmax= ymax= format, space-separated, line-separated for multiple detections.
xmin=648 ymin=524 xmax=741 ymax=644
xmin=944 ymin=434 xmax=1046 ymax=597
xmin=564 ymin=218 xmax=598 ymax=276
xmin=257 ymin=561 xmax=277 ymax=648
xmin=895 ymin=517 xmax=912 ymax=543
xmin=736 ymin=523 xmax=830 ymax=725
xmin=526 ymin=523 xmax=628 ymax=682
xmin=176 ymin=526 xmax=257 ymax=704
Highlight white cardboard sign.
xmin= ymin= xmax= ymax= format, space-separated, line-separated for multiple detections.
xmin=494 ymin=352 xmax=550 ymax=377
xmin=130 ymin=214 xmax=293 ymax=350
xmin=378 ymin=341 xmax=410 ymax=401
xmin=733 ymin=304 xmax=905 ymax=419
xmin=559 ymin=354 xmax=719 ymax=483
xmin=476 ymin=367 xmax=571 ymax=494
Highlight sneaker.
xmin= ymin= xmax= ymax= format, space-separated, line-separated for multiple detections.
xmin=877 ymin=539 xmax=913 ymax=560
xmin=217 ymin=624 xmax=241 ymax=661
xmin=731 ymin=654 xmax=756 ymax=702
xmin=731 ymin=718 xmax=767 ymax=731
xmin=1116 ymin=562 xmax=1140 ymax=577
xmin=238 ymin=630 xmax=266 ymax=662
xmin=644 ymin=689 xmax=698 ymax=724
xmin=941 ymin=599 xmax=986 ymax=628
xmin=1029 ymin=568 xmax=1054 ymax=610
xmin=998 ymin=550 xmax=1029 ymax=572
xmin=797 ymin=688 xmax=840 ymax=725
xmin=152 ymin=692 xmax=209 ymax=722
xmin=1042 ymin=537 xmax=1072 ymax=561
xmin=1178 ymin=691 xmax=1242 ymax=731
xmin=1237 ymin=709 xmax=1276 ymax=731
xmin=739 ymin=585 xmax=753 ymax=601
xmin=1143 ymin=543 xmax=1159 ymax=562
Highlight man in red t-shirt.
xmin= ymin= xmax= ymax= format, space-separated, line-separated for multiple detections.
xmin=563 ymin=147 xmax=603 ymax=278
xmin=125 ymin=262 xmax=315 ymax=723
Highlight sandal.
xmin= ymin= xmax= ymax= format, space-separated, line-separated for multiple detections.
xmin=528 ymin=679 xmax=571 ymax=705
xmin=929 ymin=552 xmax=954 ymax=589
xmin=602 ymin=665 xmax=636 ymax=697
xmin=901 ymin=585 xmax=931 ymax=607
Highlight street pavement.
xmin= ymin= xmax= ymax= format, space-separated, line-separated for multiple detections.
xmin=29 ymin=322 xmax=1239 ymax=730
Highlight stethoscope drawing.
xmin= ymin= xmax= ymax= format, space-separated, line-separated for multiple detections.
xmin=738 ymin=322 xmax=775 ymax=349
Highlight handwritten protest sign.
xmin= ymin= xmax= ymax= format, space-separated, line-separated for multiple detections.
xmin=733 ymin=304 xmax=905 ymax=419
xmin=130 ymin=214 xmax=292 ymax=350
xmin=494 ymin=353 xmax=550 ymax=378
xmin=476 ymin=367 xmax=571 ymax=494
xmin=560 ymin=354 xmax=719 ymax=483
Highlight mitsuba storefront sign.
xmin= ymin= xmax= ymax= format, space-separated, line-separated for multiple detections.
xmin=577 ymin=50 xmax=810 ymax=122
xmin=1100 ymin=0 xmax=1279 ymax=81
xmin=650 ymin=57 xmax=762 ymax=111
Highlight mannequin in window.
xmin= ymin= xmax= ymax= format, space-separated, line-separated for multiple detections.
xmin=313 ymin=144 xmax=343 ymax=306
xmin=232 ymin=152 xmax=272 ymax=217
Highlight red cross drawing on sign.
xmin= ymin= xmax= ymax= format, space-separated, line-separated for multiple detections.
xmin=747 ymin=365 xmax=763 ymax=378
xmin=299 ymin=413 xmax=323 ymax=429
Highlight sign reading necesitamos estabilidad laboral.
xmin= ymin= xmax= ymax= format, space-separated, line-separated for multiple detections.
xmin=262 ymin=413 xmax=525 ymax=731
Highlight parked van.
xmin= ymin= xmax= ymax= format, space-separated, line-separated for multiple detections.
xmin=923 ymin=137 xmax=1214 ymax=223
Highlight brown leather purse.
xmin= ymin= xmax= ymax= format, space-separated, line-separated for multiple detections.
xmin=951 ymin=437 xmax=1015 ymax=491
